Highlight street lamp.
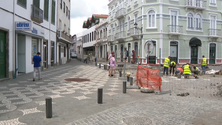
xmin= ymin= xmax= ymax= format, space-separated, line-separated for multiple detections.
xmin=134 ymin=23 xmax=143 ymax=65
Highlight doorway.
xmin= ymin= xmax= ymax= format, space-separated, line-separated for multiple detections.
xmin=0 ymin=30 xmax=6 ymax=78
xmin=209 ymin=43 xmax=216 ymax=64
xmin=43 ymin=40 xmax=48 ymax=68
xmin=148 ymin=41 xmax=156 ymax=64
xmin=191 ymin=46 xmax=198 ymax=64
xmin=170 ymin=41 xmax=178 ymax=64
xmin=128 ymin=43 xmax=131 ymax=63
xmin=134 ymin=42 xmax=138 ymax=63
xmin=18 ymin=35 xmax=26 ymax=73
xmin=121 ymin=44 xmax=123 ymax=62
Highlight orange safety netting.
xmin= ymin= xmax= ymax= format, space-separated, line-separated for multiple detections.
xmin=136 ymin=66 xmax=162 ymax=92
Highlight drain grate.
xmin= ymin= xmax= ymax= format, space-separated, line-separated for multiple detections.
xmin=64 ymin=78 xmax=90 ymax=82
xmin=122 ymin=117 xmax=152 ymax=125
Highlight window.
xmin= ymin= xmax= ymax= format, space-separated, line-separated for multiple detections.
xmin=134 ymin=13 xmax=138 ymax=24
xmin=44 ymin=0 xmax=49 ymax=21
xmin=68 ymin=10 xmax=70 ymax=19
xmin=147 ymin=10 xmax=156 ymax=28
xmin=63 ymin=2 xmax=65 ymax=13
xmin=64 ymin=24 xmax=66 ymax=32
xmin=60 ymin=0 xmax=62 ymax=9
xmin=17 ymin=0 xmax=27 ymax=8
xmin=33 ymin=0 xmax=40 ymax=8
xmin=66 ymin=7 xmax=68 ymax=16
xmin=210 ymin=0 xmax=216 ymax=5
xmin=127 ymin=17 xmax=130 ymax=31
xmin=195 ymin=14 xmax=202 ymax=30
xmin=210 ymin=15 xmax=217 ymax=35
xmin=51 ymin=0 xmax=55 ymax=25
xmin=92 ymin=32 xmax=94 ymax=40
xmin=59 ymin=19 xmax=62 ymax=30
xmin=187 ymin=13 xmax=194 ymax=29
xmin=68 ymin=28 xmax=70 ymax=34
xmin=64 ymin=47 xmax=66 ymax=57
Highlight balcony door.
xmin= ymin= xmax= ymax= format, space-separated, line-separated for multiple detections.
xmin=170 ymin=10 xmax=178 ymax=32
xmin=33 ymin=0 xmax=40 ymax=8
xmin=210 ymin=15 xmax=216 ymax=35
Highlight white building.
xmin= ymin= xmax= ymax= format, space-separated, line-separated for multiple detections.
xmin=56 ymin=0 xmax=72 ymax=65
xmin=0 ymin=0 xmax=57 ymax=79
xmin=71 ymin=34 xmax=77 ymax=53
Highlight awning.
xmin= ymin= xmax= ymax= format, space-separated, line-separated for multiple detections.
xmin=189 ymin=37 xmax=202 ymax=46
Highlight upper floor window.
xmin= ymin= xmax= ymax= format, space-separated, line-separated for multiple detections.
xmin=210 ymin=15 xmax=217 ymax=29
xmin=147 ymin=10 xmax=156 ymax=28
xmin=17 ymin=0 xmax=27 ymax=8
xmin=187 ymin=13 xmax=194 ymax=30
xmin=63 ymin=2 xmax=65 ymax=13
xmin=51 ymin=0 xmax=55 ymax=25
xmin=60 ymin=0 xmax=62 ymax=9
xmin=66 ymin=7 xmax=68 ymax=16
xmin=128 ymin=16 xmax=131 ymax=31
xmin=195 ymin=14 xmax=202 ymax=30
xmin=44 ymin=0 xmax=49 ymax=21
xmin=134 ymin=13 xmax=138 ymax=24
xmin=210 ymin=0 xmax=216 ymax=6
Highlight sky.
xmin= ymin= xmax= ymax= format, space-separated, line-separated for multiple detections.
xmin=70 ymin=0 xmax=109 ymax=35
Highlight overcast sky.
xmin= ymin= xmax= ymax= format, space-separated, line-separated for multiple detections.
xmin=70 ymin=0 xmax=109 ymax=35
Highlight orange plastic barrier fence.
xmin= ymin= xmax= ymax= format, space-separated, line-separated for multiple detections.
xmin=136 ymin=66 xmax=162 ymax=92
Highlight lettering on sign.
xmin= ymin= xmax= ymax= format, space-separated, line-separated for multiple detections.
xmin=15 ymin=22 xmax=32 ymax=30
xmin=32 ymin=28 xmax=38 ymax=34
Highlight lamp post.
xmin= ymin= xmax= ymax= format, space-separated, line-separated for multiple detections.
xmin=134 ymin=23 xmax=143 ymax=65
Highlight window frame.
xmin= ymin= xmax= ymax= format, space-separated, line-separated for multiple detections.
xmin=63 ymin=2 xmax=65 ymax=13
xmin=60 ymin=0 xmax=62 ymax=9
xmin=187 ymin=12 xmax=194 ymax=30
xmin=44 ymin=0 xmax=49 ymax=21
xmin=51 ymin=0 xmax=56 ymax=25
xmin=17 ymin=0 xmax=27 ymax=9
xmin=209 ymin=0 xmax=217 ymax=6
xmin=147 ymin=9 xmax=156 ymax=28
xmin=195 ymin=14 xmax=202 ymax=31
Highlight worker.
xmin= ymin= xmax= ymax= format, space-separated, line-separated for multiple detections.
xmin=170 ymin=61 xmax=176 ymax=75
xmin=183 ymin=63 xmax=198 ymax=79
xmin=201 ymin=55 xmax=207 ymax=74
xmin=193 ymin=66 xmax=200 ymax=75
xmin=163 ymin=56 xmax=170 ymax=76
xmin=175 ymin=67 xmax=183 ymax=76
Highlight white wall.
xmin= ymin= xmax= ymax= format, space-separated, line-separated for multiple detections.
xmin=83 ymin=26 xmax=96 ymax=48
xmin=57 ymin=0 xmax=70 ymax=33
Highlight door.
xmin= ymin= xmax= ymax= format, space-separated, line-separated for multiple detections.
xmin=209 ymin=43 xmax=216 ymax=64
xmin=191 ymin=46 xmax=198 ymax=64
xmin=0 ymin=31 xmax=6 ymax=78
xmin=135 ymin=42 xmax=138 ymax=63
xmin=18 ymin=35 xmax=26 ymax=73
xmin=128 ymin=43 xmax=131 ymax=63
xmin=170 ymin=42 xmax=178 ymax=64
xmin=171 ymin=11 xmax=178 ymax=33
xmin=43 ymin=40 xmax=48 ymax=68
xmin=121 ymin=44 xmax=123 ymax=62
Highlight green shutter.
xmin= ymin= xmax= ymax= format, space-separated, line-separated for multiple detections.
xmin=44 ymin=0 xmax=49 ymax=21
xmin=17 ymin=0 xmax=27 ymax=8
xmin=51 ymin=0 xmax=55 ymax=25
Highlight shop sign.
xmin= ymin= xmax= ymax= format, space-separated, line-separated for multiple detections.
xmin=15 ymin=21 xmax=32 ymax=30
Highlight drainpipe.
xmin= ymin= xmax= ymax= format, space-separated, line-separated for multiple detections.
xmin=13 ymin=0 xmax=16 ymax=78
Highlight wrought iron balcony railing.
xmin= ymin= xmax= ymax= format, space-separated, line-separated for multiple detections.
xmin=115 ymin=8 xmax=126 ymax=19
xmin=168 ymin=25 xmax=183 ymax=34
xmin=185 ymin=0 xmax=206 ymax=9
xmin=31 ymin=5 xmax=43 ymax=23
xmin=208 ymin=29 xmax=221 ymax=37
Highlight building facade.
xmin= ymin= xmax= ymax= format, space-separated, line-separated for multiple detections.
xmin=0 ymin=0 xmax=57 ymax=79
xmin=71 ymin=34 xmax=77 ymax=53
xmin=108 ymin=0 xmax=222 ymax=65
xmin=56 ymin=0 xmax=72 ymax=65
xmin=82 ymin=14 xmax=109 ymax=57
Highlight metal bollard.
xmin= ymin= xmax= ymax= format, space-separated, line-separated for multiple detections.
xmin=104 ymin=65 xmax=107 ymax=70
xmin=119 ymin=71 xmax=122 ymax=77
xmin=46 ymin=97 xmax=52 ymax=118
xmin=95 ymin=62 xmax=97 ymax=66
xmin=98 ymin=88 xmax=103 ymax=104
xmin=130 ymin=77 xmax=133 ymax=86
xmin=123 ymin=81 xmax=126 ymax=93
xmin=127 ymin=76 xmax=130 ymax=82
xmin=99 ymin=63 xmax=101 ymax=68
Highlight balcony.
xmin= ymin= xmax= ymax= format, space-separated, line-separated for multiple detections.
xmin=130 ymin=28 xmax=140 ymax=40
xmin=115 ymin=31 xmax=126 ymax=42
xmin=31 ymin=5 xmax=43 ymax=23
xmin=115 ymin=8 xmax=126 ymax=19
xmin=208 ymin=29 xmax=221 ymax=38
xmin=168 ymin=25 xmax=183 ymax=35
xmin=185 ymin=0 xmax=206 ymax=10
xmin=57 ymin=30 xmax=72 ymax=43
xmin=108 ymin=35 xmax=114 ymax=42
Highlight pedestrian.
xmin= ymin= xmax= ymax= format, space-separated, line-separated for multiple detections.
xmin=175 ymin=67 xmax=183 ymax=76
xmin=170 ymin=61 xmax=176 ymax=75
xmin=163 ymin=56 xmax=170 ymax=76
xmin=183 ymin=63 xmax=198 ymax=79
xmin=109 ymin=54 xmax=116 ymax=77
xmin=33 ymin=52 xmax=42 ymax=81
xmin=193 ymin=66 xmax=200 ymax=75
xmin=108 ymin=51 xmax=114 ymax=76
xmin=201 ymin=55 xmax=207 ymax=74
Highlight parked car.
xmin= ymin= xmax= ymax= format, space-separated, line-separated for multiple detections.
xmin=71 ymin=52 xmax=77 ymax=58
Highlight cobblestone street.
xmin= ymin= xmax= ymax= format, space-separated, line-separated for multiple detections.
xmin=0 ymin=60 xmax=221 ymax=125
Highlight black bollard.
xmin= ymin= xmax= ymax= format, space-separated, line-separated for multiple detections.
xmin=123 ymin=81 xmax=126 ymax=93
xmin=46 ymin=97 xmax=52 ymax=118
xmin=127 ymin=76 xmax=130 ymax=82
xmin=130 ymin=77 xmax=133 ymax=86
xmin=119 ymin=71 xmax=122 ymax=77
xmin=99 ymin=63 xmax=101 ymax=68
xmin=98 ymin=88 xmax=103 ymax=104
xmin=95 ymin=62 xmax=97 ymax=66
xmin=104 ymin=65 xmax=107 ymax=70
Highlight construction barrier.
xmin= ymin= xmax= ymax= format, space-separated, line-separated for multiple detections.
xmin=136 ymin=66 xmax=162 ymax=92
